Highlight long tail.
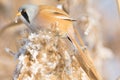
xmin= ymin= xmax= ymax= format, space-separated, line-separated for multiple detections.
xmin=68 ymin=28 xmax=102 ymax=80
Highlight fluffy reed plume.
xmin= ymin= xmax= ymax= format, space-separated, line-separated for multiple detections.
xmin=7 ymin=25 xmax=102 ymax=80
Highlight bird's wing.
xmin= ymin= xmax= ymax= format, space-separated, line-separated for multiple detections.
xmin=39 ymin=5 xmax=76 ymax=21
xmin=52 ymin=12 xmax=76 ymax=21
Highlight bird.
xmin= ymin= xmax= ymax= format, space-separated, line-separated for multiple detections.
xmin=15 ymin=4 xmax=102 ymax=80
xmin=15 ymin=4 xmax=75 ymax=39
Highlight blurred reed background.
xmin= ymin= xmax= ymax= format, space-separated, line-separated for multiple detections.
xmin=0 ymin=0 xmax=120 ymax=80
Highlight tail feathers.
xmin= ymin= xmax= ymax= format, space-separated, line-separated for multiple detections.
xmin=67 ymin=34 xmax=102 ymax=80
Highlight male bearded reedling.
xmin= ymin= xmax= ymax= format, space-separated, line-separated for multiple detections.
xmin=15 ymin=4 xmax=75 ymax=41
xmin=15 ymin=4 xmax=103 ymax=80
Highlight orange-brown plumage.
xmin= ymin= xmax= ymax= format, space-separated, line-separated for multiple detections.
xmin=16 ymin=4 xmax=74 ymax=38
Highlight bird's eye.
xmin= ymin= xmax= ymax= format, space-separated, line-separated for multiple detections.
xmin=21 ymin=9 xmax=30 ymax=23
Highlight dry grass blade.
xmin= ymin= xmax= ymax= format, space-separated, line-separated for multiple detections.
xmin=0 ymin=21 xmax=22 ymax=36
xmin=117 ymin=0 xmax=120 ymax=14
xmin=74 ymin=27 xmax=85 ymax=47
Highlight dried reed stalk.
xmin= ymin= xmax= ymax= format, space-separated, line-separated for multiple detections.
xmin=11 ymin=25 xmax=102 ymax=80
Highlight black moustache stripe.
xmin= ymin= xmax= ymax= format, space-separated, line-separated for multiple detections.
xmin=21 ymin=10 xmax=30 ymax=23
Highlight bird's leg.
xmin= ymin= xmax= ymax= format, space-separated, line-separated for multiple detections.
xmin=66 ymin=35 xmax=78 ymax=52
xmin=67 ymin=34 xmax=87 ymax=53
xmin=67 ymin=36 xmax=72 ymax=42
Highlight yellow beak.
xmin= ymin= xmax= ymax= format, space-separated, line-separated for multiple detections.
xmin=16 ymin=12 xmax=21 ymax=16
xmin=15 ymin=12 xmax=21 ymax=23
